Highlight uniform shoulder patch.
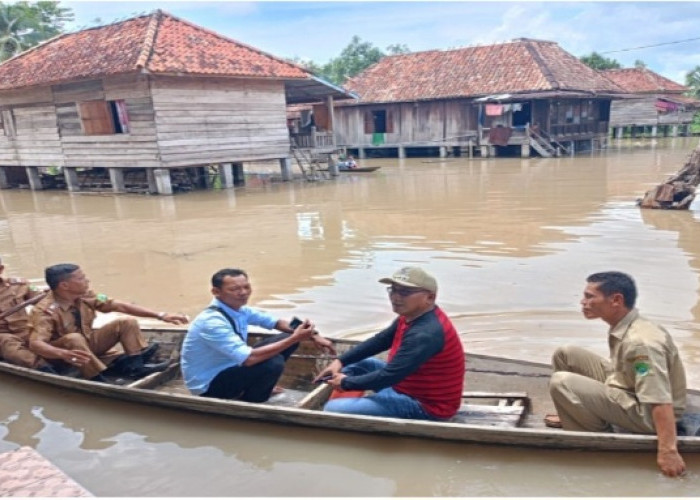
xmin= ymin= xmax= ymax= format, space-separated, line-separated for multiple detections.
xmin=634 ymin=360 xmax=651 ymax=376
xmin=96 ymin=293 xmax=109 ymax=303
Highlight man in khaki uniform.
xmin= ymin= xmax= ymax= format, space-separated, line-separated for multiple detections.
xmin=0 ymin=258 xmax=53 ymax=371
xmin=549 ymin=271 xmax=687 ymax=477
xmin=29 ymin=263 xmax=188 ymax=383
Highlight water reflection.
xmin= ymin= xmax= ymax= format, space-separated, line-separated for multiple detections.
xmin=1 ymin=137 xmax=700 ymax=494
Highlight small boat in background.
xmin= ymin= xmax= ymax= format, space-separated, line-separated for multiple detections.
xmin=339 ymin=165 xmax=381 ymax=173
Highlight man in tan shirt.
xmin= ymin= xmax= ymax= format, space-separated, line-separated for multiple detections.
xmin=0 ymin=257 xmax=53 ymax=371
xmin=549 ymin=271 xmax=687 ymax=477
xmin=29 ymin=263 xmax=188 ymax=383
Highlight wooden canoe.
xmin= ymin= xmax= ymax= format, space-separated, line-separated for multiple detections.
xmin=1 ymin=327 xmax=699 ymax=452
xmin=339 ymin=166 xmax=381 ymax=173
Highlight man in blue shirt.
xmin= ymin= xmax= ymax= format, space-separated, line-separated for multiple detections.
xmin=181 ymin=268 xmax=335 ymax=402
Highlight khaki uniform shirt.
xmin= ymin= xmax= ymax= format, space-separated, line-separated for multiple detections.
xmin=29 ymin=290 xmax=116 ymax=343
xmin=606 ymin=309 xmax=686 ymax=418
xmin=0 ymin=276 xmax=41 ymax=339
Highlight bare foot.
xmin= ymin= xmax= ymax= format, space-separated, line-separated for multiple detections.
xmin=272 ymin=385 xmax=285 ymax=395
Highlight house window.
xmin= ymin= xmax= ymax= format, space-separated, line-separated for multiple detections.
xmin=364 ymin=109 xmax=394 ymax=134
xmin=79 ymin=100 xmax=129 ymax=135
xmin=1 ymin=109 xmax=16 ymax=138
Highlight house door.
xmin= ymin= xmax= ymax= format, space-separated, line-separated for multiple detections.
xmin=512 ymin=102 xmax=531 ymax=127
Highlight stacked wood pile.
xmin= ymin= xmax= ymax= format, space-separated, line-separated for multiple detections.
xmin=638 ymin=146 xmax=700 ymax=209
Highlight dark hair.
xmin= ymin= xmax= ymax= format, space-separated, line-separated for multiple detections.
xmin=211 ymin=268 xmax=248 ymax=288
xmin=587 ymin=271 xmax=637 ymax=309
xmin=45 ymin=263 xmax=80 ymax=290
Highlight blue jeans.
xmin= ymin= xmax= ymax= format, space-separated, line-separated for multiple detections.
xmin=323 ymin=358 xmax=438 ymax=420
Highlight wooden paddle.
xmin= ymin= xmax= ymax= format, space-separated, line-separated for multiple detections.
xmin=0 ymin=291 xmax=48 ymax=321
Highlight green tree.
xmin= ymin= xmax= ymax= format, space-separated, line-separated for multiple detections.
xmin=321 ymin=36 xmax=384 ymax=84
xmin=579 ymin=51 xmax=622 ymax=70
xmin=386 ymin=43 xmax=410 ymax=55
xmin=685 ymin=65 xmax=700 ymax=99
xmin=634 ymin=59 xmax=647 ymax=69
xmin=0 ymin=1 xmax=73 ymax=61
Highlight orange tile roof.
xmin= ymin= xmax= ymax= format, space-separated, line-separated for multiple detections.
xmin=601 ymin=68 xmax=687 ymax=94
xmin=344 ymin=39 xmax=624 ymax=104
xmin=0 ymin=10 xmax=309 ymax=91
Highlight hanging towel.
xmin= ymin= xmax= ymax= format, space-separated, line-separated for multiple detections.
xmin=372 ymin=132 xmax=385 ymax=146
xmin=485 ymin=104 xmax=504 ymax=116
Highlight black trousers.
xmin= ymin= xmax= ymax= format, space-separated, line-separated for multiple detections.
xmin=202 ymin=333 xmax=299 ymax=403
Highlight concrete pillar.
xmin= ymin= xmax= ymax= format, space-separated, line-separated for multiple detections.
xmin=651 ymin=126 xmax=657 ymax=137
xmin=671 ymin=125 xmax=679 ymax=137
xmin=220 ymin=163 xmax=234 ymax=188
xmin=358 ymin=148 xmax=366 ymax=160
xmin=520 ymin=143 xmax=530 ymax=158
xmin=480 ymin=146 xmax=490 ymax=158
xmin=153 ymin=168 xmax=173 ymax=195
xmin=0 ymin=167 xmax=9 ymax=189
xmin=398 ymin=146 xmax=406 ymax=159
xmin=146 ymin=169 xmax=158 ymax=194
xmin=439 ymin=146 xmax=447 ymax=158
xmin=615 ymin=127 xmax=624 ymax=139
xmin=569 ymin=141 xmax=575 ymax=156
xmin=108 ymin=168 xmax=125 ymax=193
xmin=63 ymin=167 xmax=79 ymax=192
xmin=327 ymin=95 xmax=336 ymax=147
xmin=279 ymin=158 xmax=293 ymax=181
xmin=233 ymin=163 xmax=245 ymax=185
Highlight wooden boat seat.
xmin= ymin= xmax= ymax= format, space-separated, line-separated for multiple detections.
xmin=453 ymin=391 xmax=530 ymax=427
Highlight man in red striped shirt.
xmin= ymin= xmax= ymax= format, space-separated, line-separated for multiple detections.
xmin=314 ymin=267 xmax=465 ymax=420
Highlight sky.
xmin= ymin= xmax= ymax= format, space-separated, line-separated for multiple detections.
xmin=61 ymin=1 xmax=700 ymax=84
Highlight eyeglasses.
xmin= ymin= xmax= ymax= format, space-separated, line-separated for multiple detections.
xmin=386 ymin=286 xmax=428 ymax=297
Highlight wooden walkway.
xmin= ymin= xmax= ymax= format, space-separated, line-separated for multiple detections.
xmin=0 ymin=446 xmax=91 ymax=497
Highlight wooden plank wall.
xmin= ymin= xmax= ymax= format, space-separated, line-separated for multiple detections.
xmin=55 ymin=75 xmax=161 ymax=168
xmin=608 ymin=96 xmax=695 ymax=127
xmin=0 ymin=87 xmax=61 ymax=166
xmin=150 ymin=76 xmax=290 ymax=168
xmin=335 ymin=100 xmax=471 ymax=147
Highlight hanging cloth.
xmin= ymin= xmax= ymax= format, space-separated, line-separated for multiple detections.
xmin=485 ymin=104 xmax=504 ymax=116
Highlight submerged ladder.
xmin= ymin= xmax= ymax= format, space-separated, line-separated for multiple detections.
xmin=528 ymin=128 xmax=569 ymax=158
xmin=290 ymin=138 xmax=328 ymax=182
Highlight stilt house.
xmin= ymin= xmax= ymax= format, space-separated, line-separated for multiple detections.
xmin=0 ymin=10 xmax=350 ymax=194
xmin=334 ymin=38 xmax=626 ymax=158
xmin=602 ymin=68 xmax=700 ymax=139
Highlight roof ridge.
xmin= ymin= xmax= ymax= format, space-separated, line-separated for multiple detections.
xmin=136 ymin=9 xmax=161 ymax=69
xmin=521 ymin=39 xmax=560 ymax=90
xmin=151 ymin=9 xmax=310 ymax=77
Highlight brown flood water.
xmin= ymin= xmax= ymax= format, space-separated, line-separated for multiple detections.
xmin=1 ymin=137 xmax=700 ymax=495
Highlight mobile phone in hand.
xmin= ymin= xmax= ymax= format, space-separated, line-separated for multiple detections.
xmin=290 ymin=317 xmax=303 ymax=329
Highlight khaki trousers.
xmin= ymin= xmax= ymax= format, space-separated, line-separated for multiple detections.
xmin=549 ymin=345 xmax=654 ymax=433
xmin=49 ymin=317 xmax=147 ymax=379
xmin=0 ymin=333 xmax=42 ymax=368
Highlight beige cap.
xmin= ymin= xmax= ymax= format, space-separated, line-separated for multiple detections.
xmin=379 ymin=266 xmax=437 ymax=293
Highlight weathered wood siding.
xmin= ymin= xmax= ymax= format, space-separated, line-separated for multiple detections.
xmin=0 ymin=87 xmax=62 ymax=166
xmin=55 ymin=75 xmax=160 ymax=168
xmin=334 ymin=99 xmax=474 ymax=147
xmin=610 ymin=96 xmax=696 ymax=127
xmin=150 ymin=76 xmax=289 ymax=168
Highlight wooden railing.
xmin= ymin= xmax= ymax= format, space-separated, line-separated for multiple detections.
xmin=290 ymin=127 xmax=335 ymax=149
xmin=549 ymin=122 xmax=609 ymax=137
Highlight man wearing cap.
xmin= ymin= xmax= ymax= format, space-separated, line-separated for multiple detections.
xmin=548 ymin=271 xmax=687 ymax=477
xmin=314 ymin=266 xmax=465 ymax=420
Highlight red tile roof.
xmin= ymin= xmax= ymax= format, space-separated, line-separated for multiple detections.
xmin=0 ymin=10 xmax=309 ymax=91
xmin=601 ymin=68 xmax=687 ymax=94
xmin=344 ymin=39 xmax=624 ymax=104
